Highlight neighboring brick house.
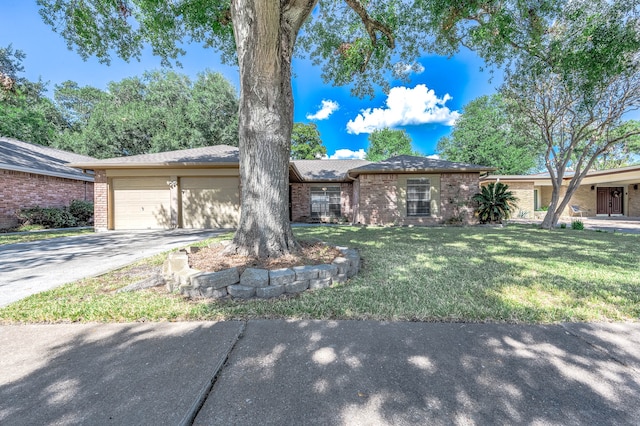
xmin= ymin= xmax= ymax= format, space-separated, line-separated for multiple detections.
xmin=482 ymin=165 xmax=640 ymax=218
xmin=70 ymin=146 xmax=494 ymax=230
xmin=0 ymin=137 xmax=96 ymax=229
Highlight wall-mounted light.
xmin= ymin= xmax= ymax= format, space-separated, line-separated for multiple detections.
xmin=590 ymin=185 xmax=595 ymax=191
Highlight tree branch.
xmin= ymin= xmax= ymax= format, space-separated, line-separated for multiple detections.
xmin=343 ymin=0 xmax=395 ymax=71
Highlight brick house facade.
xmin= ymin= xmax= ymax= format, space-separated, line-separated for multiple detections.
xmin=75 ymin=150 xmax=494 ymax=230
xmin=291 ymin=156 xmax=493 ymax=226
xmin=0 ymin=138 xmax=96 ymax=229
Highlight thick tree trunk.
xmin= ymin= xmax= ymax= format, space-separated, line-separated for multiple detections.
xmin=227 ymin=0 xmax=315 ymax=258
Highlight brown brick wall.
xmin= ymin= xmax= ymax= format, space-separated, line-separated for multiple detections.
xmin=440 ymin=173 xmax=481 ymax=224
xmin=355 ymin=174 xmax=400 ymax=225
xmin=93 ymin=170 xmax=108 ymax=231
xmin=290 ymin=182 xmax=354 ymax=222
xmin=0 ymin=169 xmax=94 ymax=229
xmin=354 ymin=172 xmax=480 ymax=225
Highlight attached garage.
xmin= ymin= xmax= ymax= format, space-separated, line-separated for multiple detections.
xmin=112 ymin=177 xmax=172 ymax=230
xmin=69 ymin=145 xmax=242 ymax=231
xmin=181 ymin=176 xmax=240 ymax=228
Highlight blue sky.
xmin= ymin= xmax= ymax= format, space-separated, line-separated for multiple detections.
xmin=1 ymin=2 xmax=502 ymax=159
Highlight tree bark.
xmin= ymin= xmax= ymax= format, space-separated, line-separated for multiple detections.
xmin=227 ymin=0 xmax=316 ymax=258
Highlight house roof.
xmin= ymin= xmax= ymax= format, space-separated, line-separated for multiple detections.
xmin=347 ymin=155 xmax=495 ymax=177
xmin=0 ymin=137 xmax=96 ymax=182
xmin=290 ymin=159 xmax=371 ymax=182
xmin=482 ymin=164 xmax=640 ymax=186
xmin=68 ymin=145 xmax=240 ymax=169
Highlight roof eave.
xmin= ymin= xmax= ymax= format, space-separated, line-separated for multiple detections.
xmin=1 ymin=164 xmax=94 ymax=182
xmin=68 ymin=161 xmax=239 ymax=170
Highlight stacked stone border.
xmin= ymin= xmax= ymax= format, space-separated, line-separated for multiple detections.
xmin=163 ymin=241 xmax=361 ymax=300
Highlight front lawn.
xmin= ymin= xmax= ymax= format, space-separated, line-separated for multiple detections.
xmin=0 ymin=228 xmax=94 ymax=245
xmin=1 ymin=225 xmax=638 ymax=324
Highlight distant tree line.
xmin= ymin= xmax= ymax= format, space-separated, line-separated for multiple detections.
xmin=1 ymin=44 xmax=240 ymax=158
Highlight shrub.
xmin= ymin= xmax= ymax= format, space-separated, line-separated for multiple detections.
xmin=472 ymin=182 xmax=518 ymax=224
xmin=560 ymin=223 xmax=567 ymax=229
xmin=17 ymin=207 xmax=77 ymax=228
xmin=571 ymin=220 xmax=585 ymax=230
xmin=17 ymin=200 xmax=93 ymax=229
xmin=68 ymin=200 xmax=94 ymax=225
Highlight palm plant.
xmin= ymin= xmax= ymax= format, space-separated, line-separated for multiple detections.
xmin=472 ymin=182 xmax=518 ymax=224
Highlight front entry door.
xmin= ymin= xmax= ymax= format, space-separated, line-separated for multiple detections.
xmin=596 ymin=187 xmax=624 ymax=215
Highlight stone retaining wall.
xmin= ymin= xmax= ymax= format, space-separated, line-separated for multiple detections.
xmin=163 ymin=243 xmax=360 ymax=300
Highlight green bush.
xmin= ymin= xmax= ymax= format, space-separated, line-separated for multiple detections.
xmin=571 ymin=220 xmax=585 ymax=230
xmin=17 ymin=200 xmax=94 ymax=229
xmin=68 ymin=200 xmax=94 ymax=225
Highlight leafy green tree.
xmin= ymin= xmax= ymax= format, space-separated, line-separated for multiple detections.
xmin=438 ymin=95 xmax=541 ymax=174
xmin=472 ymin=182 xmax=518 ymax=224
xmin=54 ymin=70 xmax=238 ymax=158
xmin=366 ymin=128 xmax=417 ymax=161
xmin=290 ymin=123 xmax=327 ymax=160
xmin=54 ymin=80 xmax=106 ymax=131
xmin=37 ymin=0 xmax=609 ymax=256
xmin=499 ymin=0 xmax=640 ymax=229
xmin=0 ymin=44 xmax=64 ymax=145
xmin=590 ymin=122 xmax=640 ymax=170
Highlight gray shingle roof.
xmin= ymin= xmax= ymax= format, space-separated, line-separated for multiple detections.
xmin=68 ymin=145 xmax=240 ymax=168
xmin=348 ymin=155 xmax=495 ymax=176
xmin=0 ymin=137 xmax=96 ymax=181
xmin=291 ymin=159 xmax=371 ymax=182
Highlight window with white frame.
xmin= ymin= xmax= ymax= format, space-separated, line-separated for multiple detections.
xmin=310 ymin=187 xmax=341 ymax=218
xmin=407 ymin=178 xmax=430 ymax=216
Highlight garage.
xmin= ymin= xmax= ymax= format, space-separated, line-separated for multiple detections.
xmin=181 ymin=176 xmax=240 ymax=228
xmin=112 ymin=177 xmax=172 ymax=229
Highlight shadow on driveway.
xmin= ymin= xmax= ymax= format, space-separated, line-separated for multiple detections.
xmin=0 ymin=229 xmax=228 ymax=306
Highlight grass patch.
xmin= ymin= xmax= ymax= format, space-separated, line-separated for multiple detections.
xmin=0 ymin=228 xmax=94 ymax=245
xmin=1 ymin=226 xmax=639 ymax=324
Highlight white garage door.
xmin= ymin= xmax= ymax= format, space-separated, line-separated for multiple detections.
xmin=181 ymin=177 xmax=240 ymax=228
xmin=112 ymin=177 xmax=171 ymax=229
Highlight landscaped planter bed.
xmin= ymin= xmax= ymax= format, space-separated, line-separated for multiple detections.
xmin=163 ymin=241 xmax=360 ymax=300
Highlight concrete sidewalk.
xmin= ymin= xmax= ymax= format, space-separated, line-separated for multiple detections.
xmin=1 ymin=321 xmax=639 ymax=426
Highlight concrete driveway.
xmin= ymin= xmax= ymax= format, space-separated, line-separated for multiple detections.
xmin=0 ymin=229 xmax=227 ymax=307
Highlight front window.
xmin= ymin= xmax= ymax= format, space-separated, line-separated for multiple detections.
xmin=310 ymin=187 xmax=341 ymax=218
xmin=407 ymin=178 xmax=430 ymax=216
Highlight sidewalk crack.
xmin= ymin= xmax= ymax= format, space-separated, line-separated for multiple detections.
xmin=179 ymin=320 xmax=248 ymax=426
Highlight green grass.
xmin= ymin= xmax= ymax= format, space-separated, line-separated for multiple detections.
xmin=1 ymin=225 xmax=639 ymax=324
xmin=0 ymin=228 xmax=94 ymax=245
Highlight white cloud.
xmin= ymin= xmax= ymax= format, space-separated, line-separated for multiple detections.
xmin=329 ymin=148 xmax=367 ymax=160
xmin=346 ymin=85 xmax=460 ymax=134
xmin=427 ymin=154 xmax=440 ymax=160
xmin=306 ymin=99 xmax=340 ymax=120
xmin=393 ymin=62 xmax=425 ymax=77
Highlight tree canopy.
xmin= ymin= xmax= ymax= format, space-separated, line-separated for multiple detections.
xmin=366 ymin=128 xmax=417 ymax=161
xmin=499 ymin=0 xmax=640 ymax=228
xmin=438 ymin=95 xmax=542 ymax=174
xmin=54 ymin=70 xmax=238 ymax=158
xmin=0 ymin=44 xmax=65 ymax=145
xmin=290 ymin=123 xmax=327 ymax=160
